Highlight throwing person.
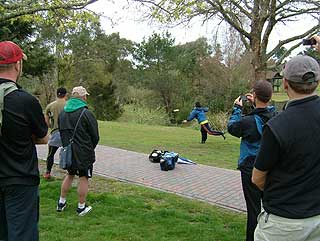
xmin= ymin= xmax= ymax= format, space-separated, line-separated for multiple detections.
xmin=183 ymin=102 xmax=225 ymax=143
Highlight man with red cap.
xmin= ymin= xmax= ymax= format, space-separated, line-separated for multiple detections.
xmin=0 ymin=41 xmax=48 ymax=241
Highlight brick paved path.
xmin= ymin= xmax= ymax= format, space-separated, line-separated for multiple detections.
xmin=36 ymin=145 xmax=246 ymax=212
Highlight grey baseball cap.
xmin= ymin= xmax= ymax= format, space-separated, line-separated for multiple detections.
xmin=283 ymin=55 xmax=320 ymax=83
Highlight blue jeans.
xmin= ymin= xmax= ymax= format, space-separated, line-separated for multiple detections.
xmin=0 ymin=185 xmax=39 ymax=241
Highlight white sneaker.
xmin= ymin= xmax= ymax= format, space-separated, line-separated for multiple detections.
xmin=76 ymin=205 xmax=92 ymax=216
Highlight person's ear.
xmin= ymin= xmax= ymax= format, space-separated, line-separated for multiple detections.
xmin=283 ymin=78 xmax=289 ymax=92
xmin=14 ymin=61 xmax=20 ymax=72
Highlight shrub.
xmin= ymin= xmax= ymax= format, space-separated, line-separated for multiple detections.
xmin=117 ymin=104 xmax=171 ymax=126
xmin=88 ymin=80 xmax=123 ymax=121
xmin=207 ymin=112 xmax=229 ymax=131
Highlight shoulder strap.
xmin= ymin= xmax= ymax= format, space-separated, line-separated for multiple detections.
xmin=0 ymin=82 xmax=18 ymax=136
xmin=70 ymin=108 xmax=86 ymax=142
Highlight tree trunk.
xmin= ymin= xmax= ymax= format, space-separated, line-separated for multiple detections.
xmin=251 ymin=34 xmax=267 ymax=83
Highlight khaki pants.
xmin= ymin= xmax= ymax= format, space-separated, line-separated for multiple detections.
xmin=254 ymin=211 xmax=320 ymax=241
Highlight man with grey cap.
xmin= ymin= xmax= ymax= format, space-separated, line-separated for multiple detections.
xmin=57 ymin=86 xmax=99 ymax=216
xmin=252 ymin=55 xmax=320 ymax=240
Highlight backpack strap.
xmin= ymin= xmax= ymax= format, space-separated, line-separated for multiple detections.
xmin=254 ymin=114 xmax=264 ymax=136
xmin=0 ymin=82 xmax=18 ymax=136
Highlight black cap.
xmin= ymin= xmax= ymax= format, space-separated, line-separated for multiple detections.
xmin=57 ymin=87 xmax=67 ymax=97
xmin=195 ymin=102 xmax=201 ymax=108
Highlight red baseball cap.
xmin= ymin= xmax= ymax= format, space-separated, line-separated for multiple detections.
xmin=0 ymin=41 xmax=27 ymax=65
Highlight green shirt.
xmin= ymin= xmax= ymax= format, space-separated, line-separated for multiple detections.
xmin=45 ymin=98 xmax=66 ymax=132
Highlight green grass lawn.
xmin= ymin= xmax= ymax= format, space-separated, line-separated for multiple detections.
xmin=98 ymin=121 xmax=240 ymax=169
xmin=271 ymin=86 xmax=320 ymax=102
xmin=40 ymin=175 xmax=246 ymax=241
xmin=272 ymin=92 xmax=289 ymax=102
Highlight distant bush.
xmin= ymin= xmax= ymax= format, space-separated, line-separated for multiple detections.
xmin=207 ymin=112 xmax=229 ymax=132
xmin=89 ymin=80 xmax=123 ymax=121
xmin=118 ymin=103 xmax=231 ymax=131
xmin=117 ymin=104 xmax=171 ymax=126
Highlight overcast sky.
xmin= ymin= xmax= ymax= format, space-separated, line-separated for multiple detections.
xmin=88 ymin=0 xmax=311 ymax=54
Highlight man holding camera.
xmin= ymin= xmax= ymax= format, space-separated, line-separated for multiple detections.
xmin=228 ymin=80 xmax=276 ymax=241
xmin=252 ymin=56 xmax=320 ymax=240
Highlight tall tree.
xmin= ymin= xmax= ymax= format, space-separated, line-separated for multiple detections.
xmin=134 ymin=32 xmax=180 ymax=113
xmin=88 ymin=79 xmax=122 ymax=121
xmin=131 ymin=0 xmax=320 ymax=81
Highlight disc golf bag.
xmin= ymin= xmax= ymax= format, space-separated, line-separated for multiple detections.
xmin=149 ymin=149 xmax=163 ymax=163
xmin=160 ymin=152 xmax=179 ymax=171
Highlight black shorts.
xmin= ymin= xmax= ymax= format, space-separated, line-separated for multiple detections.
xmin=67 ymin=165 xmax=93 ymax=178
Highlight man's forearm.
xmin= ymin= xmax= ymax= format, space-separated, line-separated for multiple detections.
xmin=252 ymin=167 xmax=268 ymax=191
xmin=32 ymin=133 xmax=49 ymax=144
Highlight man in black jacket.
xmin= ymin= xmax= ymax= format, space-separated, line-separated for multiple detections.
xmin=252 ymin=56 xmax=320 ymax=240
xmin=228 ymin=80 xmax=276 ymax=241
xmin=0 ymin=41 xmax=48 ymax=241
xmin=57 ymin=86 xmax=99 ymax=216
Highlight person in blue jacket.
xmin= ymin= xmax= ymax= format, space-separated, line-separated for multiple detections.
xmin=183 ymin=102 xmax=225 ymax=143
xmin=228 ymin=80 xmax=276 ymax=241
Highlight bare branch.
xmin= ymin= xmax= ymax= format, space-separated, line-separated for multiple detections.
xmin=132 ymin=0 xmax=172 ymax=15
xmin=276 ymin=41 xmax=302 ymax=65
xmin=276 ymin=8 xmax=320 ymax=22
xmin=266 ymin=24 xmax=320 ymax=59
xmin=204 ymin=0 xmax=251 ymax=40
xmin=229 ymin=0 xmax=252 ymax=19
xmin=261 ymin=0 xmax=277 ymax=54
xmin=243 ymin=0 xmax=253 ymax=12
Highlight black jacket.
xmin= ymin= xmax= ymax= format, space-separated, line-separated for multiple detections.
xmin=58 ymin=107 xmax=99 ymax=170
xmin=261 ymin=96 xmax=320 ymax=218
xmin=0 ymin=78 xmax=48 ymax=186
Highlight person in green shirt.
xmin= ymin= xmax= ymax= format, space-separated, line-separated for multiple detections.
xmin=43 ymin=87 xmax=67 ymax=179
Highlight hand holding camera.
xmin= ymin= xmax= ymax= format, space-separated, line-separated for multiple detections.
xmin=302 ymin=35 xmax=320 ymax=53
xmin=302 ymin=38 xmax=317 ymax=46
xmin=234 ymin=93 xmax=254 ymax=107
xmin=312 ymin=35 xmax=320 ymax=53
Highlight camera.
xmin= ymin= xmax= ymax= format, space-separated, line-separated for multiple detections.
xmin=240 ymin=95 xmax=248 ymax=102
xmin=302 ymin=38 xmax=317 ymax=46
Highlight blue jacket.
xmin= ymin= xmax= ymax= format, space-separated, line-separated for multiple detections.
xmin=227 ymin=105 xmax=276 ymax=170
xmin=187 ymin=107 xmax=209 ymax=124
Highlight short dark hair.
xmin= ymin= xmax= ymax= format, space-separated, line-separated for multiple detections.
xmin=287 ymin=80 xmax=318 ymax=94
xmin=253 ymin=80 xmax=273 ymax=103
xmin=195 ymin=102 xmax=201 ymax=108
xmin=56 ymin=87 xmax=67 ymax=98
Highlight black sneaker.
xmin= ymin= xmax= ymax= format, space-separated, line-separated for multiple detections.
xmin=56 ymin=201 xmax=67 ymax=212
xmin=76 ymin=205 xmax=92 ymax=216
